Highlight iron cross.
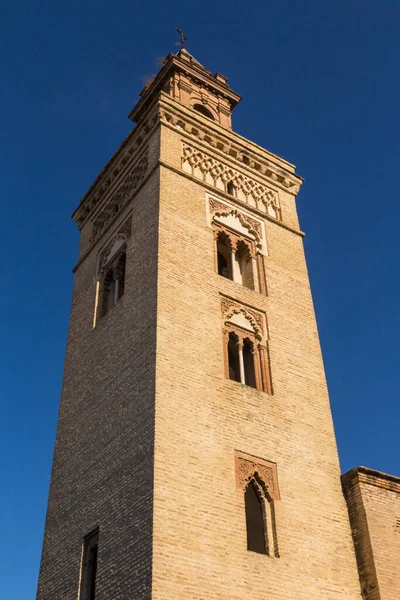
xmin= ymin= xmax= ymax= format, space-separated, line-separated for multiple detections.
xmin=175 ymin=28 xmax=188 ymax=48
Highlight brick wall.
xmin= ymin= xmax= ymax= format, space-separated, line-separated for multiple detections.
xmin=37 ymin=86 xmax=365 ymax=599
xmin=36 ymin=132 xmax=160 ymax=600
xmin=151 ymin=117 xmax=362 ymax=600
xmin=343 ymin=467 xmax=400 ymax=600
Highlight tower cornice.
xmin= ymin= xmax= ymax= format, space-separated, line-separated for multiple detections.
xmin=72 ymin=91 xmax=304 ymax=235
xmin=157 ymin=93 xmax=303 ymax=196
xmin=128 ymin=50 xmax=242 ymax=125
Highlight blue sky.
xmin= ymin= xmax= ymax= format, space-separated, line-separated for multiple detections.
xmin=1 ymin=1 xmax=399 ymax=597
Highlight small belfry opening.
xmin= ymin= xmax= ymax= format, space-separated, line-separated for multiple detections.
xmin=245 ymin=481 xmax=267 ymax=554
xmin=227 ymin=180 xmax=236 ymax=196
xmin=193 ymin=103 xmax=215 ymax=120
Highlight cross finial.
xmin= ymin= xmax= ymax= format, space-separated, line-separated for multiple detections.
xmin=175 ymin=28 xmax=188 ymax=49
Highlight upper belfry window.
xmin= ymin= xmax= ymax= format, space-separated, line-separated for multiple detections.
xmin=213 ymin=223 xmax=255 ymax=291
xmin=222 ymin=299 xmax=273 ymax=394
xmin=208 ymin=198 xmax=268 ymax=295
xmin=193 ymin=103 xmax=215 ymax=120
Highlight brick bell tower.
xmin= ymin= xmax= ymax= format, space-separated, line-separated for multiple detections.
xmin=36 ymin=49 xmax=363 ymax=599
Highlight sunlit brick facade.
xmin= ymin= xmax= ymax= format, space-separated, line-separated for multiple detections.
xmin=36 ymin=48 xmax=397 ymax=600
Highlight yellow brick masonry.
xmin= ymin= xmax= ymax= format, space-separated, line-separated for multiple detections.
xmin=152 ymin=113 xmax=363 ymax=599
xmin=342 ymin=467 xmax=400 ymax=600
xmin=36 ymin=55 xmax=366 ymax=599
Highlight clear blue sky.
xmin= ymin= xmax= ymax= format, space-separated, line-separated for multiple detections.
xmin=1 ymin=1 xmax=399 ymax=597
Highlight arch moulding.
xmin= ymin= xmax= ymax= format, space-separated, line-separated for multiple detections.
xmin=234 ymin=451 xmax=280 ymax=501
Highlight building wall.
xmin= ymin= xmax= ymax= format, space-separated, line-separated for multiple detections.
xmin=152 ymin=107 xmax=362 ymax=600
xmin=36 ymin=71 xmax=371 ymax=599
xmin=343 ymin=467 xmax=400 ymax=600
xmin=36 ymin=131 xmax=160 ymax=600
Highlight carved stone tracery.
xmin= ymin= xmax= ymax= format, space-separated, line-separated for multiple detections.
xmin=221 ymin=297 xmax=265 ymax=341
xmin=74 ymin=105 xmax=159 ymax=229
xmin=182 ymin=143 xmax=281 ymax=218
xmin=235 ymin=451 xmax=280 ymax=500
xmin=208 ymin=197 xmax=263 ymax=248
xmin=159 ymin=103 xmax=301 ymax=196
xmin=90 ymin=152 xmax=148 ymax=246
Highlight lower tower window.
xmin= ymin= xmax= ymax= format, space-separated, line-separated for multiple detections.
xmin=245 ymin=481 xmax=267 ymax=554
xmin=235 ymin=452 xmax=280 ymax=558
xmin=80 ymin=529 xmax=99 ymax=600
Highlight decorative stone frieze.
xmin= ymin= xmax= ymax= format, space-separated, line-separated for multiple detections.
xmin=221 ymin=297 xmax=265 ymax=342
xmin=208 ymin=196 xmax=265 ymax=252
xmin=159 ymin=101 xmax=302 ymax=196
xmin=89 ymin=151 xmax=148 ymax=246
xmin=73 ymin=107 xmax=158 ymax=229
xmin=234 ymin=451 xmax=280 ymax=501
xmin=182 ymin=143 xmax=281 ymax=218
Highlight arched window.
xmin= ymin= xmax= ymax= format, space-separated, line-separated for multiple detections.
xmin=98 ymin=247 xmax=126 ymax=321
xmin=228 ymin=332 xmax=241 ymax=382
xmin=213 ymin=221 xmax=259 ymax=291
xmin=235 ymin=241 xmax=254 ymax=290
xmin=222 ymin=312 xmax=273 ymax=394
xmin=216 ymin=231 xmax=233 ymax=280
xmin=227 ymin=181 xmax=236 ymax=196
xmin=193 ymin=103 xmax=215 ymax=120
xmin=235 ymin=452 xmax=280 ymax=558
xmin=243 ymin=338 xmax=256 ymax=388
xmin=245 ymin=481 xmax=267 ymax=554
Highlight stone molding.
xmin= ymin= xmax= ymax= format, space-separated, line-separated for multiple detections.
xmin=72 ymin=106 xmax=159 ymax=229
xmin=182 ymin=143 xmax=281 ymax=219
xmin=221 ymin=296 xmax=266 ymax=342
xmin=158 ymin=95 xmax=302 ymax=196
xmin=73 ymin=93 xmax=302 ymax=234
xmin=207 ymin=195 xmax=267 ymax=254
xmin=89 ymin=151 xmax=148 ymax=247
xmin=234 ymin=451 xmax=280 ymax=500
xmin=213 ymin=222 xmax=255 ymax=258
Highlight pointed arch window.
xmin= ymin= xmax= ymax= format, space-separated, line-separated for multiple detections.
xmin=223 ymin=324 xmax=272 ymax=394
xmin=227 ymin=181 xmax=236 ymax=196
xmin=213 ymin=220 xmax=266 ymax=293
xmin=235 ymin=452 xmax=280 ymax=558
xmin=245 ymin=481 xmax=267 ymax=553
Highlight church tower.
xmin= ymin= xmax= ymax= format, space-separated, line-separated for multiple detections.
xmin=37 ymin=49 xmax=363 ymax=599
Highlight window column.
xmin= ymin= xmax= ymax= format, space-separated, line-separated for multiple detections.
xmin=237 ymin=337 xmax=246 ymax=384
